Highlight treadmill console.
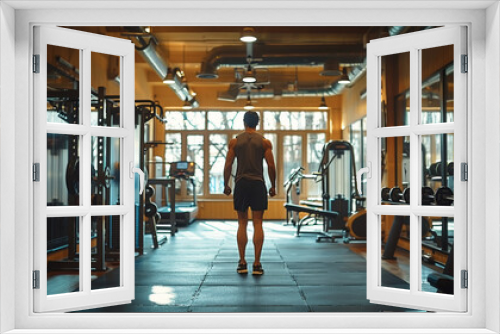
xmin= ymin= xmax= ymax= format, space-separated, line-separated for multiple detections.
xmin=169 ymin=161 xmax=195 ymax=178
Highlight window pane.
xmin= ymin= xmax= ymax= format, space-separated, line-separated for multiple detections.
xmin=209 ymin=134 xmax=228 ymax=194
xmin=91 ymin=215 xmax=121 ymax=291
xmin=421 ymin=45 xmax=453 ymax=124
xmin=47 ymin=44 xmax=80 ymax=125
xmin=91 ymin=52 xmax=121 ymax=127
xmin=283 ymin=135 xmax=302 ymax=185
xmin=380 ymin=136 xmax=410 ymax=205
xmin=165 ymin=133 xmax=182 ymax=163
xmin=264 ymin=111 xmax=327 ymax=130
xmin=381 ymin=52 xmax=410 ymax=127
xmin=421 ymin=216 xmax=454 ymax=295
xmin=381 ymin=215 xmax=410 ymax=290
xmin=165 ymin=111 xmax=206 ymax=130
xmin=47 ymin=217 xmax=80 ymax=295
xmin=263 ymin=133 xmax=277 ymax=194
xmin=207 ymin=111 xmax=246 ymax=130
xmin=91 ymin=136 xmax=120 ymax=205
xmin=350 ymin=120 xmax=362 ymax=171
xmin=307 ymin=133 xmax=325 ymax=198
xmin=422 ymin=133 xmax=454 ymax=207
xmin=47 ymin=134 xmax=80 ymax=206
xmin=187 ymin=135 xmax=204 ymax=195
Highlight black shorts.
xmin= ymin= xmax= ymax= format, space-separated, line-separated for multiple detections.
xmin=233 ymin=179 xmax=268 ymax=212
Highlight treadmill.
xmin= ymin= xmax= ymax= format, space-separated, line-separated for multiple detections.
xmin=157 ymin=161 xmax=198 ymax=226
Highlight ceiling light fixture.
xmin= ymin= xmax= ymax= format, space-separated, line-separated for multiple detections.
xmin=244 ymin=95 xmax=255 ymax=110
xmin=240 ymin=27 xmax=257 ymax=43
xmin=242 ymin=65 xmax=256 ymax=83
xmin=318 ymin=96 xmax=329 ymax=110
xmin=338 ymin=68 xmax=351 ymax=84
xmin=182 ymin=97 xmax=193 ymax=110
xmin=163 ymin=68 xmax=176 ymax=84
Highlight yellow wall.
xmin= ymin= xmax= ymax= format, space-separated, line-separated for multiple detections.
xmin=341 ymin=73 xmax=367 ymax=130
xmin=198 ymin=199 xmax=287 ymax=220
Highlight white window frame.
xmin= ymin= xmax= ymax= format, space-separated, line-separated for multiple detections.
xmin=32 ymin=25 xmax=136 ymax=313
xmin=366 ymin=26 xmax=467 ymax=312
xmin=1 ymin=2 xmax=498 ymax=333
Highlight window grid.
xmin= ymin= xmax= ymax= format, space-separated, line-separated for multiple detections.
xmin=164 ymin=110 xmax=328 ymax=200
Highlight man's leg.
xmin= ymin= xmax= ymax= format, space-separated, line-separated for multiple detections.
xmin=237 ymin=210 xmax=249 ymax=264
xmin=251 ymin=210 xmax=264 ymax=266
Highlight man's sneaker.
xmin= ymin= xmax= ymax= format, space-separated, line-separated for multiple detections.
xmin=237 ymin=261 xmax=248 ymax=274
xmin=252 ymin=263 xmax=264 ymax=275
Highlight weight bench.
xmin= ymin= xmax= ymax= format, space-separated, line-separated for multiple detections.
xmin=284 ymin=203 xmax=340 ymax=242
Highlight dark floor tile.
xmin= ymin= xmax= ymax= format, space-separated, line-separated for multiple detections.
xmin=135 ymin=273 xmax=205 ymax=286
xmin=310 ymin=305 xmax=417 ymax=312
xmin=300 ymin=285 xmax=372 ymax=306
xmin=135 ymin=261 xmax=211 ymax=274
xmin=202 ymin=274 xmax=296 ymax=286
xmin=81 ymin=304 xmax=190 ymax=313
xmin=192 ymin=286 xmax=306 ymax=307
xmin=287 ymin=261 xmax=366 ymax=273
xmin=293 ymin=272 xmax=367 ymax=286
xmin=208 ymin=262 xmax=288 ymax=275
xmin=189 ymin=305 xmax=309 ymax=313
xmin=131 ymin=285 xmax=198 ymax=306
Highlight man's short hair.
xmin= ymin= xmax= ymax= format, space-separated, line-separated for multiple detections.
xmin=243 ymin=111 xmax=259 ymax=128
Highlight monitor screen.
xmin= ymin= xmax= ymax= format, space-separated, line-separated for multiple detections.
xmin=177 ymin=162 xmax=188 ymax=170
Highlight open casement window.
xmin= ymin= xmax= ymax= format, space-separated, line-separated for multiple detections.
xmin=33 ymin=26 xmax=140 ymax=312
xmin=365 ymin=26 xmax=467 ymax=312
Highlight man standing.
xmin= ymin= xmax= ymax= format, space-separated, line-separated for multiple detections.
xmin=223 ymin=111 xmax=276 ymax=275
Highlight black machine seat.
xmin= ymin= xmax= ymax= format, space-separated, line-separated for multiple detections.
xmin=427 ymin=273 xmax=454 ymax=294
xmin=284 ymin=204 xmax=340 ymax=242
xmin=284 ymin=203 xmax=339 ymax=219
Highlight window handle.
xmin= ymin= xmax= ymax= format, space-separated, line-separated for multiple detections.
xmin=357 ymin=162 xmax=371 ymax=196
xmin=130 ymin=162 xmax=145 ymax=195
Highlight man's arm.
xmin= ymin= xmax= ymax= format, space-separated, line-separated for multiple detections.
xmin=223 ymin=138 xmax=237 ymax=195
xmin=263 ymin=138 xmax=276 ymax=197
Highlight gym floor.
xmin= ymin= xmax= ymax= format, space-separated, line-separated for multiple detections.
xmin=74 ymin=221 xmax=438 ymax=313
xmin=76 ymin=220 xmax=436 ymax=313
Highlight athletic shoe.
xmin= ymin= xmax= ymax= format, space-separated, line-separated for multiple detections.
xmin=237 ymin=261 xmax=248 ymax=274
xmin=252 ymin=263 xmax=264 ymax=275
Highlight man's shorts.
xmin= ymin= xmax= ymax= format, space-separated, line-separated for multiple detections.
xmin=233 ymin=178 xmax=268 ymax=212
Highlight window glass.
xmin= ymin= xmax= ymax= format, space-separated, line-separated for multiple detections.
xmin=187 ymin=135 xmax=204 ymax=195
xmin=209 ymin=134 xmax=228 ymax=194
xmin=91 ymin=136 xmax=120 ymax=206
xmin=421 ymin=45 xmax=454 ymax=124
xmin=307 ymin=133 xmax=325 ymax=198
xmin=207 ymin=111 xmax=247 ymax=130
xmin=165 ymin=111 xmax=206 ymax=130
xmin=264 ymin=111 xmax=327 ymax=130
xmin=283 ymin=135 xmax=303 ymax=184
xmin=47 ymin=44 xmax=80 ymax=125
xmin=381 ymin=52 xmax=410 ymax=127
xmin=380 ymin=136 xmax=410 ymax=205
xmin=165 ymin=133 xmax=182 ymax=163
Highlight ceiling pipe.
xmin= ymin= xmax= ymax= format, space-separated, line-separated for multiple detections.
xmin=124 ymin=27 xmax=199 ymax=108
xmin=198 ymin=44 xmax=366 ymax=79
xmin=218 ymin=26 xmax=418 ymax=102
xmin=218 ymin=61 xmax=366 ymax=102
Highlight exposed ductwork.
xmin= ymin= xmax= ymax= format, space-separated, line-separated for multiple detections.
xmin=217 ymin=26 xmax=415 ymax=102
xmin=124 ymin=27 xmax=199 ymax=108
xmin=197 ymin=44 xmax=366 ymax=79
xmin=218 ymin=62 xmax=366 ymax=102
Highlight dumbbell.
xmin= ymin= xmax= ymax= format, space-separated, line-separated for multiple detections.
xmin=447 ymin=162 xmax=454 ymax=176
xmin=429 ymin=161 xmax=454 ymax=176
xmin=390 ymin=187 xmax=410 ymax=203
xmin=429 ymin=162 xmax=442 ymax=177
xmin=422 ymin=186 xmax=454 ymax=206
xmin=381 ymin=187 xmax=410 ymax=204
